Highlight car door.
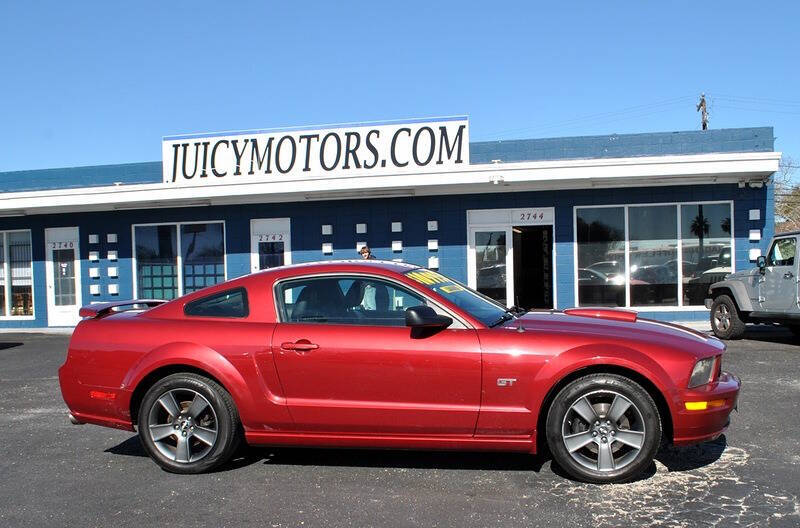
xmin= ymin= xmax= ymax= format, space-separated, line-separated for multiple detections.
xmin=761 ymin=236 xmax=798 ymax=311
xmin=270 ymin=274 xmax=482 ymax=435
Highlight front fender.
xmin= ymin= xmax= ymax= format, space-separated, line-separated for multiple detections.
xmin=119 ymin=341 xmax=257 ymax=427
xmin=709 ymin=280 xmax=755 ymax=312
xmin=531 ymin=343 xmax=679 ymax=427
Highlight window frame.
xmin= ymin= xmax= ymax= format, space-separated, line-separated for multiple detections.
xmin=131 ymin=220 xmax=227 ymax=299
xmin=272 ymin=272 xmax=471 ymax=329
xmin=184 ymin=287 xmax=249 ymax=319
xmin=573 ymin=200 xmax=735 ymax=311
xmin=0 ymin=229 xmax=35 ymax=320
xmin=766 ymin=236 xmax=797 ymax=267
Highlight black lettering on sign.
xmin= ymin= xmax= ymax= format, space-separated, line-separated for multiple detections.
xmin=181 ymin=143 xmax=199 ymax=179
xmin=363 ymin=129 xmax=380 ymax=169
xmin=275 ymin=135 xmax=297 ymax=174
xmin=249 ymin=137 xmax=273 ymax=175
xmin=211 ymin=140 xmax=229 ymax=177
xmin=437 ymin=124 xmax=465 ymax=164
xmin=231 ymin=139 xmax=250 ymax=176
xmin=413 ymin=126 xmax=435 ymax=166
xmin=343 ymin=132 xmax=361 ymax=169
xmin=391 ymin=128 xmax=411 ymax=167
xmin=320 ymin=132 xmax=341 ymax=171
xmin=298 ymin=134 xmax=319 ymax=172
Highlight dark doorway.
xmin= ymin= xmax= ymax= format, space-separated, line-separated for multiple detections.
xmin=513 ymin=225 xmax=553 ymax=310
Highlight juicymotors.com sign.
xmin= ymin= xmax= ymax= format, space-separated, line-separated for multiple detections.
xmin=162 ymin=118 xmax=469 ymax=187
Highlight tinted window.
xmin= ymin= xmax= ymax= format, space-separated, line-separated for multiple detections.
xmin=768 ymin=238 xmax=796 ymax=267
xmin=576 ymin=207 xmax=626 ymax=307
xmin=278 ymin=276 xmax=425 ymax=326
xmin=184 ymin=288 xmax=248 ymax=318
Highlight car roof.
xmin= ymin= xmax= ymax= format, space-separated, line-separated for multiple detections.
xmin=256 ymin=259 xmax=422 ymax=278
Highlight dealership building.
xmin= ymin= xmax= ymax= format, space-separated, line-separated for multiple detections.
xmin=0 ymin=118 xmax=780 ymax=328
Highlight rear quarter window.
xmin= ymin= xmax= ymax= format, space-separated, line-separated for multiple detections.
xmin=184 ymin=288 xmax=249 ymax=318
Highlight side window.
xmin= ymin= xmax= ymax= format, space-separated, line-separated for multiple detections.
xmin=184 ymin=288 xmax=248 ymax=318
xmin=278 ymin=276 xmax=425 ymax=326
xmin=768 ymin=238 xmax=796 ymax=267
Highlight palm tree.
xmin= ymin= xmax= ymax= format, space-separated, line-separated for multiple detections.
xmin=691 ymin=206 xmax=710 ymax=262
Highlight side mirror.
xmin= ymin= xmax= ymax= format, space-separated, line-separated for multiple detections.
xmin=756 ymin=255 xmax=767 ymax=274
xmin=405 ymin=305 xmax=452 ymax=329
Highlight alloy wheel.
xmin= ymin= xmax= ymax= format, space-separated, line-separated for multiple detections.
xmin=561 ymin=390 xmax=646 ymax=472
xmin=714 ymin=305 xmax=731 ymax=331
xmin=146 ymin=388 xmax=218 ymax=463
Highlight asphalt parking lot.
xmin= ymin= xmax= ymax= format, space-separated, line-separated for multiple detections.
xmin=1 ymin=330 xmax=799 ymax=528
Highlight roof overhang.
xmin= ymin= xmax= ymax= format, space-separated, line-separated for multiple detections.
xmin=0 ymin=151 xmax=781 ymax=216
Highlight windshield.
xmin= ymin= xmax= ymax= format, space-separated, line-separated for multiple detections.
xmin=405 ymin=269 xmax=508 ymax=326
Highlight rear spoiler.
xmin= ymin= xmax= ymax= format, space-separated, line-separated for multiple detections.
xmin=78 ymin=299 xmax=167 ymax=319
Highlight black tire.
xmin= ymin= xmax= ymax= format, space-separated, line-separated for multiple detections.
xmin=545 ymin=373 xmax=662 ymax=484
xmin=709 ymin=295 xmax=746 ymax=340
xmin=137 ymin=373 xmax=241 ymax=474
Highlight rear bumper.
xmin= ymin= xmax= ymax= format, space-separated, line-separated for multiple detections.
xmin=58 ymin=363 xmax=135 ymax=432
xmin=672 ymin=371 xmax=740 ymax=445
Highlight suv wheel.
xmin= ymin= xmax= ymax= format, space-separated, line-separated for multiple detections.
xmin=710 ymin=295 xmax=746 ymax=340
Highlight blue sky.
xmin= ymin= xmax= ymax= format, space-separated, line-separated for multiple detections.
xmin=1 ymin=1 xmax=798 ymax=174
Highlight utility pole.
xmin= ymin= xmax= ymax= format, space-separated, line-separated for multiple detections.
xmin=696 ymin=94 xmax=709 ymax=130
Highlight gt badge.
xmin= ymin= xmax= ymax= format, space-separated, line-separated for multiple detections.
xmin=497 ymin=378 xmax=517 ymax=387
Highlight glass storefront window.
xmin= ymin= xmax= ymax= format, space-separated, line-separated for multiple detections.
xmin=681 ymin=203 xmax=733 ymax=305
xmin=577 ymin=202 xmax=733 ymax=308
xmin=0 ymin=231 xmax=33 ymax=317
xmin=629 ymin=206 xmax=678 ymax=306
xmin=135 ymin=225 xmax=178 ymax=300
xmin=134 ymin=222 xmax=225 ymax=300
xmin=181 ymin=223 xmax=224 ymax=294
xmin=576 ymin=207 xmax=626 ymax=307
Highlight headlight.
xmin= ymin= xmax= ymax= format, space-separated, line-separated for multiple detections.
xmin=688 ymin=357 xmax=716 ymax=388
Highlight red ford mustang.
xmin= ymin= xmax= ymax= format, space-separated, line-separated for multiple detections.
xmin=59 ymin=260 xmax=740 ymax=483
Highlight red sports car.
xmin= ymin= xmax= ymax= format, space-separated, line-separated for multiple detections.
xmin=59 ymin=261 xmax=740 ymax=483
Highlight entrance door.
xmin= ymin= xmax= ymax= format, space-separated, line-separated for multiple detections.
xmin=512 ymin=225 xmax=553 ymax=310
xmin=467 ymin=207 xmax=556 ymax=310
xmin=250 ymin=218 xmax=291 ymax=273
xmin=45 ymin=227 xmax=82 ymax=326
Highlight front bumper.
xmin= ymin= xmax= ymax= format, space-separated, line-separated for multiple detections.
xmin=672 ymin=371 xmax=740 ymax=445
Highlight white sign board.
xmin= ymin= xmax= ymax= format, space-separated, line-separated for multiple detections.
xmin=162 ymin=118 xmax=469 ymax=187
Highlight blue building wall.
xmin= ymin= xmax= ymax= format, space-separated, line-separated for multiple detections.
xmin=0 ymin=182 xmax=771 ymax=327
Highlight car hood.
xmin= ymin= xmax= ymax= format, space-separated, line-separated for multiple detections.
xmin=724 ymin=268 xmax=759 ymax=280
xmin=500 ymin=310 xmax=724 ymax=357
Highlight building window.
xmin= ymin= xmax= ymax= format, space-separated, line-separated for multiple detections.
xmin=134 ymin=222 xmax=225 ymax=299
xmin=0 ymin=231 xmax=33 ymax=317
xmin=576 ymin=202 xmax=732 ymax=308
xmin=681 ymin=203 xmax=733 ymax=305
xmin=576 ymin=207 xmax=626 ymax=307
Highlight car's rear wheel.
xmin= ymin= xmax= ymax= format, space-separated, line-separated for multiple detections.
xmin=137 ymin=373 xmax=241 ymax=474
xmin=545 ymin=373 xmax=661 ymax=484
xmin=710 ymin=295 xmax=746 ymax=340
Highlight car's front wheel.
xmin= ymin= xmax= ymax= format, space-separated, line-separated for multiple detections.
xmin=137 ymin=373 xmax=241 ymax=474
xmin=545 ymin=373 xmax=662 ymax=483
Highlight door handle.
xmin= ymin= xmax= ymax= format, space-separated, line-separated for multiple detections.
xmin=280 ymin=341 xmax=319 ymax=352
xmin=784 ymin=272 xmax=794 ymax=279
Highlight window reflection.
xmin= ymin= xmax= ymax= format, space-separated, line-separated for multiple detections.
xmin=475 ymin=231 xmax=507 ymax=305
xmin=629 ymin=206 xmax=678 ymax=306
xmin=135 ymin=225 xmax=178 ymax=300
xmin=9 ymin=231 xmax=33 ymax=316
xmin=576 ymin=207 xmax=626 ymax=306
xmin=681 ymin=204 xmax=732 ymax=305
xmin=181 ymin=223 xmax=224 ymax=293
